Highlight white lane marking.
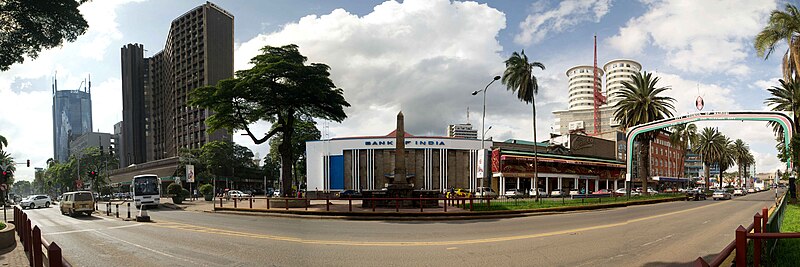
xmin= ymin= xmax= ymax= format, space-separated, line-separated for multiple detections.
xmin=92 ymin=230 xmax=199 ymax=265
xmin=44 ymin=224 xmax=143 ymax=235
xmin=640 ymin=234 xmax=674 ymax=247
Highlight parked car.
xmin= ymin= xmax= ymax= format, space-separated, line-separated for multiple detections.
xmin=272 ymin=190 xmax=281 ymax=197
xmin=614 ymin=188 xmax=627 ymax=196
xmin=531 ymin=188 xmax=548 ymax=197
xmin=504 ymin=189 xmax=524 ymax=199
xmin=686 ymin=189 xmax=707 ymax=201
xmin=550 ymin=188 xmax=565 ymax=197
xmin=747 ymin=188 xmax=756 ymax=193
xmin=733 ymin=188 xmax=744 ymax=196
xmin=447 ymin=188 xmax=471 ymax=198
xmin=20 ymin=195 xmax=52 ymax=209
xmin=227 ymin=190 xmax=250 ymax=198
xmin=592 ymin=189 xmax=612 ymax=195
xmin=339 ymin=190 xmax=362 ymax=199
xmin=474 ymin=187 xmax=498 ymax=199
xmin=712 ymin=190 xmax=732 ymax=200
xmin=569 ymin=188 xmax=581 ymax=196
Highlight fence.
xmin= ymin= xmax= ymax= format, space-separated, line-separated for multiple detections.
xmin=14 ymin=206 xmax=71 ymax=267
xmin=216 ymin=196 xmax=490 ymax=212
xmin=695 ymin=193 xmax=796 ymax=267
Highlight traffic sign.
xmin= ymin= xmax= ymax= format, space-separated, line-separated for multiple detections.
xmin=0 ymin=184 xmax=7 ymax=191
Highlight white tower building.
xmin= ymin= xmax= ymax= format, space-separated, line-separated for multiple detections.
xmin=602 ymin=59 xmax=641 ymax=107
xmin=566 ymin=65 xmax=604 ymax=111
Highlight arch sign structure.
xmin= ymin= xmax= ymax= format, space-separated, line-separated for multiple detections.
xmin=625 ymin=111 xmax=795 ymax=182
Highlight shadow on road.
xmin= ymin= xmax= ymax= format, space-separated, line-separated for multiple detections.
xmin=642 ymin=253 xmax=716 ymax=267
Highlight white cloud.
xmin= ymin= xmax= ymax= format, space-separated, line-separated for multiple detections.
xmin=234 ymin=0 xmax=510 ymax=142
xmin=607 ymin=0 xmax=776 ymax=75
xmin=752 ymin=79 xmax=780 ymax=91
xmin=514 ymin=0 xmax=611 ymax=45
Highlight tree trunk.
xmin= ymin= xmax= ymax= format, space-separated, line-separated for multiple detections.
xmin=704 ymin=162 xmax=711 ymax=190
xmin=638 ymin=136 xmax=650 ymax=196
xmin=279 ymin=114 xmax=296 ymax=197
xmin=532 ymin=97 xmax=539 ymax=202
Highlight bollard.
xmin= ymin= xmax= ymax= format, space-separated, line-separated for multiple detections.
xmin=219 ymin=197 xmax=223 ymax=208
xmin=326 ymin=197 xmax=330 ymax=211
xmin=420 ymin=195 xmax=423 ymax=213
xmin=396 ymin=199 xmax=399 ymax=212
xmin=470 ymin=197 xmax=473 ymax=211
xmin=285 ymin=198 xmax=289 ymax=211
xmin=95 ymin=201 xmax=98 ymax=211
xmin=32 ymin=226 xmax=42 ymax=267
xmin=127 ymin=203 xmax=131 ymax=219
xmin=349 ymin=199 xmax=352 ymax=212
xmin=234 ymin=198 xmax=238 ymax=208
xmin=116 ymin=204 xmax=119 ymax=218
xmin=249 ymin=197 xmax=253 ymax=209
xmin=48 ymin=242 xmax=63 ymax=267
xmin=754 ymin=212 xmax=762 ymax=267
xmin=444 ymin=198 xmax=447 ymax=212
xmin=267 ymin=197 xmax=270 ymax=209
xmin=735 ymin=225 xmax=746 ymax=266
xmin=487 ymin=198 xmax=491 ymax=209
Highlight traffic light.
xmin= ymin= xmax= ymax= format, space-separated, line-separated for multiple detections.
xmin=88 ymin=171 xmax=98 ymax=179
xmin=1 ymin=170 xmax=10 ymax=183
xmin=26 ymin=159 xmax=30 ymax=167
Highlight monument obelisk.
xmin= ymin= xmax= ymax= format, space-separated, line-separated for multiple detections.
xmin=394 ymin=111 xmax=407 ymax=185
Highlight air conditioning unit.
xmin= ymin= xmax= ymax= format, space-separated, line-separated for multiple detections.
xmin=568 ymin=121 xmax=585 ymax=131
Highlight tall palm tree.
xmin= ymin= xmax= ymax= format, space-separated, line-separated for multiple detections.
xmin=731 ymin=139 xmax=750 ymax=187
xmin=613 ymin=71 xmax=675 ymax=195
xmin=718 ymin=137 xmax=735 ymax=187
xmin=755 ymin=3 xmax=800 ymax=81
xmin=0 ymin=151 xmax=15 ymax=184
xmin=501 ymin=50 xmax=545 ymax=200
xmin=696 ymin=127 xmax=726 ymax=189
xmin=669 ymin=123 xmax=697 ymax=178
xmin=0 ymin=134 xmax=6 ymax=151
xmin=765 ymin=79 xmax=800 ymax=175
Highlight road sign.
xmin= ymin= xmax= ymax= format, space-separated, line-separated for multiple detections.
xmin=0 ymin=184 xmax=6 ymax=191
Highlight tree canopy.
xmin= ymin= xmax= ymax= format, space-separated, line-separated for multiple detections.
xmin=0 ymin=0 xmax=89 ymax=71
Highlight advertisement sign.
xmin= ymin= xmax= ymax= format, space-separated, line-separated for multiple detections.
xmin=477 ymin=149 xmax=487 ymax=179
xmin=186 ymin=164 xmax=195 ymax=183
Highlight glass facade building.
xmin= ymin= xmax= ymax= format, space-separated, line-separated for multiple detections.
xmin=52 ymin=81 xmax=93 ymax=162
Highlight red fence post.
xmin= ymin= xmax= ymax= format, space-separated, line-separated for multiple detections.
xmin=693 ymin=257 xmax=710 ymax=267
xmin=488 ymin=198 xmax=491 ymax=209
xmin=24 ymin=217 xmax=31 ymax=253
xmin=735 ymin=225 xmax=746 ymax=266
xmin=396 ymin=198 xmax=399 ymax=212
xmin=48 ymin=242 xmax=63 ymax=267
xmin=762 ymin=207 xmax=769 ymax=230
xmin=754 ymin=212 xmax=762 ymax=267
xmin=32 ymin=226 xmax=42 ymax=267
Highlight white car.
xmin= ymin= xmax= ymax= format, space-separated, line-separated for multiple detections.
xmin=504 ymin=189 xmax=524 ymax=199
xmin=733 ymin=189 xmax=744 ymax=196
xmin=531 ymin=188 xmax=548 ymax=197
xmin=20 ymin=195 xmax=52 ymax=209
xmin=550 ymin=189 xmax=565 ymax=197
xmin=227 ymin=190 xmax=251 ymax=198
xmin=747 ymin=188 xmax=756 ymax=193
xmin=474 ymin=187 xmax=498 ymax=198
xmin=569 ymin=189 xmax=581 ymax=196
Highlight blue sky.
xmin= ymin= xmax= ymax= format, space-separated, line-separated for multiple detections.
xmin=0 ymin=0 xmax=790 ymax=181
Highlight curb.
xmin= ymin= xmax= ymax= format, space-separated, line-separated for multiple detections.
xmin=210 ymin=196 xmax=685 ymax=221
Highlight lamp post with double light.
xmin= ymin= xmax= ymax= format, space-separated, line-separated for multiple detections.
xmin=472 ymin=76 xmax=501 ymax=189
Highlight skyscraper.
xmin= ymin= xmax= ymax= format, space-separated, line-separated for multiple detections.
xmin=121 ymin=43 xmax=148 ymax=167
xmin=52 ymin=76 xmax=93 ymax=162
xmin=121 ymin=2 xmax=233 ymax=162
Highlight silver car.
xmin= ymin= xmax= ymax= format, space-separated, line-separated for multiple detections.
xmin=712 ymin=190 xmax=732 ymax=200
xmin=20 ymin=195 xmax=52 ymax=209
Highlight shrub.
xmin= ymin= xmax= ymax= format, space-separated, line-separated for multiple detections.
xmin=181 ymin=188 xmax=190 ymax=198
xmin=199 ymin=184 xmax=213 ymax=196
xmin=167 ymin=183 xmax=183 ymax=196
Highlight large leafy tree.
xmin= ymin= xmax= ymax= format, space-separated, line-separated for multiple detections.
xmin=189 ymin=44 xmax=350 ymax=197
xmin=269 ymin=115 xmax=321 ymax=190
xmin=755 ymin=3 xmax=800 ymax=81
xmin=696 ymin=127 xmax=727 ymax=188
xmin=669 ymin=123 xmax=697 ymax=177
xmin=612 ymin=71 xmax=675 ymax=195
xmin=0 ymin=0 xmax=89 ymax=71
xmin=501 ymin=50 xmax=545 ymax=200
xmin=765 ymin=79 xmax=800 ymax=176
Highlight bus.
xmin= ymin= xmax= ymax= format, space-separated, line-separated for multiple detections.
xmin=131 ymin=174 xmax=161 ymax=208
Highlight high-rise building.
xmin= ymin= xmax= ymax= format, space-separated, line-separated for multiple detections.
xmin=447 ymin=124 xmax=478 ymax=139
xmin=69 ymin=132 xmax=113 ymax=157
xmin=121 ymin=44 xmax=148 ymax=166
xmin=113 ymin=121 xmax=125 ymax=166
xmin=603 ymin=59 xmax=641 ymax=107
xmin=122 ymin=2 xmax=233 ymax=162
xmin=52 ymin=77 xmax=93 ymax=162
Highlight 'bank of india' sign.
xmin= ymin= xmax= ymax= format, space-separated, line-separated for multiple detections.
xmin=364 ymin=140 xmax=446 ymax=146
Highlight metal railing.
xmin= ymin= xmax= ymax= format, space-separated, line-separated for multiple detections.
xmin=14 ymin=206 xmax=71 ymax=267
xmin=215 ymin=196 xmax=491 ymax=212
xmin=694 ymin=193 xmax=796 ymax=267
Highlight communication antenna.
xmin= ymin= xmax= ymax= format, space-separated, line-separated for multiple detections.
xmin=467 ymin=107 xmax=470 ymax=124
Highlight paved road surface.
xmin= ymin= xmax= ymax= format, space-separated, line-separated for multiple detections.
xmin=19 ymin=190 xmax=784 ymax=266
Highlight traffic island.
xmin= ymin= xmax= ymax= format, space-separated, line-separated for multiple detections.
xmin=0 ymin=222 xmax=15 ymax=249
xmin=268 ymin=199 xmax=309 ymax=208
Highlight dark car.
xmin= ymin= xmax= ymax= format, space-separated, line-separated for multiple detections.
xmin=686 ymin=189 xmax=706 ymax=201
xmin=339 ymin=190 xmax=362 ymax=199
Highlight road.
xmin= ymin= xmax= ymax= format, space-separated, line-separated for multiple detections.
xmin=19 ymin=189 xmax=784 ymax=267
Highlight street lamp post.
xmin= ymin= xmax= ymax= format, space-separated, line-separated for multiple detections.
xmin=473 ymin=76 xmax=501 ymax=189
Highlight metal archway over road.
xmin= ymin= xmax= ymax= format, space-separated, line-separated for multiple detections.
xmin=625 ymin=111 xmax=795 ymax=181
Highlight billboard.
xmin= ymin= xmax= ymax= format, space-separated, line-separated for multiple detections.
xmin=186 ymin=164 xmax=195 ymax=183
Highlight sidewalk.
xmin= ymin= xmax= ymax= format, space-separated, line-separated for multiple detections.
xmin=0 ymin=208 xmax=29 ymax=267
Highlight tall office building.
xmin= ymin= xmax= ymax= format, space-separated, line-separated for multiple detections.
xmin=447 ymin=124 xmax=478 ymax=139
xmin=52 ymin=77 xmax=93 ymax=162
xmin=122 ymin=2 xmax=233 ymax=162
xmin=121 ymin=44 xmax=148 ymax=166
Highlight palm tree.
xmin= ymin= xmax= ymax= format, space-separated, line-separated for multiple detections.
xmin=755 ymin=3 xmax=800 ymax=81
xmin=0 ymin=134 xmax=6 ymax=151
xmin=613 ymin=71 xmax=675 ymax=195
xmin=501 ymin=50 xmax=545 ymax=200
xmin=669 ymin=123 xmax=697 ymax=178
xmin=718 ymin=137 xmax=735 ymax=187
xmin=696 ymin=127 xmax=727 ymax=189
xmin=731 ymin=139 xmax=750 ymax=187
xmin=0 ymin=151 xmax=15 ymax=184
xmin=765 ymin=79 xmax=800 ymax=175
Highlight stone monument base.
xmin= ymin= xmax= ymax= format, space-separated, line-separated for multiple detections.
xmin=361 ymin=187 xmax=440 ymax=209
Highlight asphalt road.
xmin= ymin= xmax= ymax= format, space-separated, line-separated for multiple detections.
xmin=19 ymin=189 xmax=785 ymax=267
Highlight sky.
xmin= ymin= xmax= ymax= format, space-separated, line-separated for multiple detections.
xmin=0 ymin=0 xmax=791 ymax=182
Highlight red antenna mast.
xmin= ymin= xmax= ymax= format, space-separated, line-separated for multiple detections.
xmin=592 ymin=34 xmax=606 ymax=135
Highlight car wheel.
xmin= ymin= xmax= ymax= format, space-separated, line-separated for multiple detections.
xmin=45 ymin=202 xmax=50 ymax=208
xmin=30 ymin=203 xmax=35 ymax=209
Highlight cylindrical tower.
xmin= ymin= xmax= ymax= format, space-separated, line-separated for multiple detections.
xmin=603 ymin=59 xmax=641 ymax=107
xmin=566 ymin=65 xmax=604 ymax=111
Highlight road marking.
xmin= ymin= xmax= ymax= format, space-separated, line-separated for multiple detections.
xmin=446 ymin=247 xmax=458 ymax=250
xmin=44 ymin=224 xmax=143 ymax=235
xmin=640 ymin=234 xmax=674 ymax=247
xmin=92 ymin=230 xmax=199 ymax=265
xmin=151 ymin=201 xmax=729 ymax=247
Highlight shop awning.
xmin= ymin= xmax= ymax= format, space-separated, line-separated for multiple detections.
xmin=500 ymin=154 xmax=625 ymax=168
